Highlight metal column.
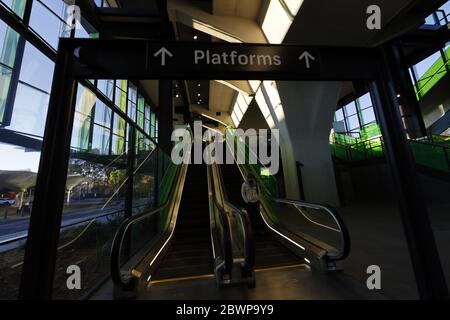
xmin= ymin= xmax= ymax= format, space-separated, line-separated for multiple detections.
xmin=370 ymin=46 xmax=449 ymax=300
xmin=158 ymin=80 xmax=173 ymax=156
xmin=386 ymin=44 xmax=428 ymax=139
xmin=19 ymin=43 xmax=77 ymax=299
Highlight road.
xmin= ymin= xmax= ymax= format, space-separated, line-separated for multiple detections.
xmin=0 ymin=203 xmax=124 ymax=244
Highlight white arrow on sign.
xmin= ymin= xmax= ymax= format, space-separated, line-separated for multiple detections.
xmin=298 ymin=51 xmax=316 ymax=69
xmin=154 ymin=47 xmax=173 ymax=66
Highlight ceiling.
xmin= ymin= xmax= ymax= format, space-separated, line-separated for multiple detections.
xmin=115 ymin=0 xmax=443 ymax=125
xmin=212 ymin=0 xmax=262 ymax=20
xmin=209 ymin=81 xmax=236 ymax=112
xmin=284 ymin=0 xmax=442 ymax=46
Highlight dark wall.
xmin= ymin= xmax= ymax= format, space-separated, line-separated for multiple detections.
xmin=238 ymin=100 xmax=270 ymax=131
xmin=336 ymin=161 xmax=450 ymax=204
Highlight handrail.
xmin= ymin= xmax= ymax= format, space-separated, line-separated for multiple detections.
xmin=274 ymin=198 xmax=351 ymax=261
xmin=226 ymin=131 xmax=351 ymax=264
xmin=110 ymin=203 xmax=170 ymax=288
xmin=109 ymin=141 xmax=187 ymax=289
xmin=212 ymin=162 xmax=255 ymax=275
xmin=411 ymin=138 xmax=450 ymax=151
xmin=204 ymin=128 xmax=255 ymax=276
xmin=206 ymin=165 xmax=234 ymax=278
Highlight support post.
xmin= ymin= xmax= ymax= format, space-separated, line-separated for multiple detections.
xmin=19 ymin=42 xmax=78 ymax=300
xmin=386 ymin=44 xmax=427 ymax=139
xmin=158 ymin=80 xmax=173 ymax=155
xmin=125 ymin=126 xmax=136 ymax=218
xmin=369 ymin=46 xmax=449 ymax=300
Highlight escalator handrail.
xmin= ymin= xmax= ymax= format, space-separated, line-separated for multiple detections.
xmin=207 ymin=166 xmax=234 ymax=276
xmin=110 ymin=160 xmax=184 ymax=289
xmin=222 ymin=198 xmax=255 ymax=273
xmin=212 ymin=162 xmax=255 ymax=274
xmin=110 ymin=204 xmax=169 ymax=287
xmin=274 ymin=198 xmax=351 ymax=261
xmin=225 ymin=132 xmax=351 ymax=263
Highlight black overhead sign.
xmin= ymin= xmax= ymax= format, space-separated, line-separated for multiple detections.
xmin=73 ymin=40 xmax=379 ymax=80
xmin=146 ymin=42 xmax=320 ymax=74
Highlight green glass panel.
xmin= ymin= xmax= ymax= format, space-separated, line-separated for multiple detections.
xmin=411 ymin=141 xmax=450 ymax=173
xmin=74 ymin=85 xmax=96 ymax=151
xmin=115 ymin=80 xmax=128 ymax=113
xmin=150 ymin=113 xmax=156 ymax=138
xmin=137 ymin=95 xmax=145 ymax=129
xmin=360 ymin=123 xmax=381 ymax=140
xmin=415 ymin=47 xmax=450 ymax=100
xmin=0 ymin=66 xmax=12 ymax=122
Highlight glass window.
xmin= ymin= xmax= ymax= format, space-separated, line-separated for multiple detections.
xmin=75 ymin=84 xmax=96 ymax=117
xmin=20 ymin=42 xmax=55 ymax=92
xmin=112 ymin=134 xmax=125 ymax=155
xmin=144 ymin=105 xmax=151 ymax=134
xmin=94 ymin=101 xmax=111 ymax=127
xmin=0 ymin=20 xmax=20 ymax=68
xmin=150 ymin=112 xmax=156 ymax=138
xmin=128 ymin=83 xmax=137 ymax=103
xmin=344 ymin=101 xmax=357 ymax=117
xmin=113 ymin=112 xmax=126 ymax=137
xmin=424 ymin=14 xmax=437 ymax=25
xmin=412 ymin=50 xmax=447 ymax=98
xmin=358 ymin=93 xmax=373 ymax=110
xmin=91 ymin=124 xmax=110 ymax=155
xmin=71 ymin=110 xmax=90 ymax=152
xmin=347 ymin=114 xmax=360 ymax=131
xmin=115 ymin=80 xmax=127 ymax=113
xmin=414 ymin=51 xmax=443 ymax=80
xmin=335 ymin=109 xmax=344 ymax=122
xmin=39 ymin=0 xmax=68 ymax=19
xmin=361 ymin=108 xmax=376 ymax=126
xmin=127 ymin=84 xmax=137 ymax=121
xmin=0 ymin=65 xmax=12 ymax=122
xmin=137 ymin=94 xmax=145 ymax=129
xmin=1 ymin=0 xmax=27 ymax=18
xmin=29 ymin=0 xmax=71 ymax=49
xmin=262 ymin=0 xmax=292 ymax=44
xmin=8 ymin=82 xmax=49 ymax=136
xmin=97 ymin=79 xmax=114 ymax=100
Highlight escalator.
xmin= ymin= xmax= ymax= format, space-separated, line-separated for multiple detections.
xmin=220 ymin=163 xmax=301 ymax=270
xmin=218 ymin=132 xmax=351 ymax=274
xmin=109 ymin=134 xmax=350 ymax=298
xmin=149 ymin=164 xmax=212 ymax=281
xmin=110 ymin=144 xmax=233 ymax=298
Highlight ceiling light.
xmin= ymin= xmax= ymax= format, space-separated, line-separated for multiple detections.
xmin=197 ymin=93 xmax=201 ymax=97
xmin=197 ymin=82 xmax=201 ymax=87
xmin=175 ymin=94 xmax=179 ymax=98
xmin=193 ymin=35 xmax=198 ymax=40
